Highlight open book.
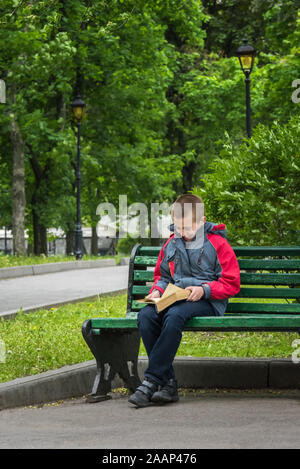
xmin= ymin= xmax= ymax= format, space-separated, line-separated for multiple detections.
xmin=137 ymin=283 xmax=190 ymax=314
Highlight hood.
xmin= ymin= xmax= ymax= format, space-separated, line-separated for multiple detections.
xmin=168 ymin=221 xmax=227 ymax=240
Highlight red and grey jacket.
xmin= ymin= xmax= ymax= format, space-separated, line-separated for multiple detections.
xmin=148 ymin=221 xmax=240 ymax=316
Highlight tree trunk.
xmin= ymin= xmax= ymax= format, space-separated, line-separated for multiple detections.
xmin=32 ymin=206 xmax=48 ymax=255
xmin=82 ymin=238 xmax=87 ymax=256
xmin=182 ymin=160 xmax=197 ymax=193
xmin=66 ymin=224 xmax=75 ymax=255
xmin=91 ymin=225 xmax=98 ymax=256
xmin=27 ymin=144 xmax=49 ymax=256
xmin=10 ymin=113 xmax=26 ymax=256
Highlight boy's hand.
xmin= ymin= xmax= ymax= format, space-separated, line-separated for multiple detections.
xmin=146 ymin=289 xmax=161 ymax=299
xmin=185 ymin=286 xmax=205 ymax=301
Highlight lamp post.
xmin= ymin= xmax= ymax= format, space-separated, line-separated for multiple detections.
xmin=237 ymin=37 xmax=255 ymax=139
xmin=71 ymin=95 xmax=86 ymax=260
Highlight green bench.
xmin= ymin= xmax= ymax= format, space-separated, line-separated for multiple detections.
xmin=82 ymin=244 xmax=300 ymax=403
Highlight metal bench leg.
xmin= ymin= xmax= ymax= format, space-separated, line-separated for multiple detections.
xmin=82 ymin=320 xmax=141 ymax=403
xmin=88 ymin=361 xmax=115 ymax=403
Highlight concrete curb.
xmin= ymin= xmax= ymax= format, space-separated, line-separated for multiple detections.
xmin=0 ymin=258 xmax=130 ymax=280
xmin=1 ymin=357 xmax=300 ymax=410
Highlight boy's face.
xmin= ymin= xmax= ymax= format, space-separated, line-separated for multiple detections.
xmin=174 ymin=215 xmax=206 ymax=241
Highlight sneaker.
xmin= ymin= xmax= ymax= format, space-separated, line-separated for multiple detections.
xmin=128 ymin=379 xmax=159 ymax=408
xmin=151 ymin=378 xmax=179 ymax=404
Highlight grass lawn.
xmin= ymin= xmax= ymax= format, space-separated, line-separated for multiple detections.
xmin=0 ymin=253 xmax=120 ymax=268
xmin=0 ymin=293 xmax=298 ymax=384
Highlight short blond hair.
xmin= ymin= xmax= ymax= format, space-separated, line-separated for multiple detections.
xmin=171 ymin=193 xmax=205 ymax=223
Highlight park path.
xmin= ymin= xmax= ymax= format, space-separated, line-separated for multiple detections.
xmin=0 ymin=265 xmax=128 ymax=317
xmin=0 ymin=391 xmax=299 ymax=449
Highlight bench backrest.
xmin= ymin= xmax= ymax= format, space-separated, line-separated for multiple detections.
xmin=126 ymin=244 xmax=300 ymax=317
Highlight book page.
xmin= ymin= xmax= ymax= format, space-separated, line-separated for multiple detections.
xmin=137 ymin=283 xmax=190 ymax=312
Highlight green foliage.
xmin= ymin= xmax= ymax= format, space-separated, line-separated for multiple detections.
xmin=0 ymin=0 xmax=299 ymax=251
xmin=176 ymin=55 xmax=246 ymax=178
xmin=194 ymin=116 xmax=300 ymax=245
xmin=201 ymin=0 xmax=298 ymax=57
xmin=252 ymin=10 xmax=300 ymax=125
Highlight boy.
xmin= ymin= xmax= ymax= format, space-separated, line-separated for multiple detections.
xmin=128 ymin=194 xmax=240 ymax=408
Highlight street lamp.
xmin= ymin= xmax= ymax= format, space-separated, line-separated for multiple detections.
xmin=237 ymin=37 xmax=256 ymax=139
xmin=71 ymin=95 xmax=86 ymax=260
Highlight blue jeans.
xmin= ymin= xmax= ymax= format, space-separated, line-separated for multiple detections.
xmin=137 ymin=299 xmax=216 ymax=386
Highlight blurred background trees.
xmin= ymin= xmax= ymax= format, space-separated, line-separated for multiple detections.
xmin=0 ymin=0 xmax=299 ymax=254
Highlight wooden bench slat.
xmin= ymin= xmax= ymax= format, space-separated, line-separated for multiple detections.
xmin=136 ymin=246 xmax=161 ymax=256
xmin=134 ymin=270 xmax=154 ymax=281
xmin=237 ymin=288 xmax=300 ymax=299
xmin=231 ymin=246 xmax=300 ymax=256
xmin=238 ymin=259 xmax=300 ymax=270
xmin=240 ymin=273 xmax=300 ymax=285
xmin=132 ymin=284 xmax=300 ymax=299
xmin=134 ymin=256 xmax=157 ymax=266
xmin=137 ymin=245 xmax=300 ymax=257
xmin=226 ymin=303 xmax=300 ymax=314
xmin=133 ymin=270 xmax=300 ymax=285
xmin=90 ymin=315 xmax=300 ymax=331
xmin=134 ymin=257 xmax=300 ymax=269
xmin=185 ymin=315 xmax=300 ymax=330
xmin=131 ymin=301 xmax=300 ymax=314
xmin=131 ymin=285 xmax=154 ymax=295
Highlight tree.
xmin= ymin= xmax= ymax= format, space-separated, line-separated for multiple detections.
xmin=194 ymin=116 xmax=300 ymax=245
xmin=1 ymin=0 xmax=299 ymax=256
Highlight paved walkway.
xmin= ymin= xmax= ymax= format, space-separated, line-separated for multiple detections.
xmin=0 ymin=265 xmax=128 ymax=317
xmin=0 ymin=390 xmax=300 ymax=449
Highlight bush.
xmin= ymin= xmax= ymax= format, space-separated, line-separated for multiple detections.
xmin=194 ymin=116 xmax=300 ymax=245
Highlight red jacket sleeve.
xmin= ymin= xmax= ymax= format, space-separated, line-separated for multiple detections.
xmin=203 ymin=235 xmax=240 ymax=300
